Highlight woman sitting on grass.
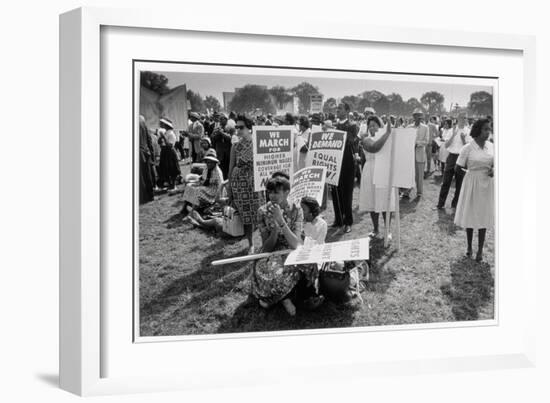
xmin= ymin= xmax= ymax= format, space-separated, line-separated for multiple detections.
xmin=180 ymin=149 xmax=223 ymax=216
xmin=251 ymin=176 xmax=321 ymax=316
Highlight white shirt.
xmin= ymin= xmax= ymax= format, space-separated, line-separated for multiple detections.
xmin=444 ymin=126 xmax=472 ymax=154
xmin=303 ymin=216 xmax=327 ymax=246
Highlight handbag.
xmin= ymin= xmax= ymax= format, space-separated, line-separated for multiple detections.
xmin=222 ymin=206 xmax=245 ymax=237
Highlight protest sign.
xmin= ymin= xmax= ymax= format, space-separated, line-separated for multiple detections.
xmin=305 ymin=129 xmax=347 ymax=186
xmin=288 ymin=166 xmax=326 ymax=206
xmin=373 ymin=127 xmax=416 ymax=188
xmin=252 ymin=126 xmax=294 ymax=192
xmin=284 ymin=237 xmax=370 ymax=266
xmin=310 ymin=94 xmax=323 ymax=113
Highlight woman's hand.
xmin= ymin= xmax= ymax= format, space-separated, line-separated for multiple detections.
xmin=268 ymin=202 xmax=285 ymax=226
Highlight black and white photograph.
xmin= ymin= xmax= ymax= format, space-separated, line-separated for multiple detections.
xmin=135 ymin=62 xmax=496 ymax=338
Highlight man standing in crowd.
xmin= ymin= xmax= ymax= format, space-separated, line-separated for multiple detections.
xmin=332 ymin=102 xmax=359 ymax=234
xmin=188 ymin=111 xmax=204 ymax=162
xmin=139 ymin=115 xmax=155 ymax=204
xmin=426 ymin=115 xmax=439 ymax=177
xmin=435 ymin=111 xmax=471 ymax=209
xmin=211 ymin=112 xmax=232 ymax=179
xmin=409 ymin=108 xmax=429 ymax=199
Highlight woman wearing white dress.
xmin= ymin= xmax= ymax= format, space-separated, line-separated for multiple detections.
xmin=358 ymin=116 xmax=395 ymax=237
xmin=454 ymin=118 xmax=494 ymax=262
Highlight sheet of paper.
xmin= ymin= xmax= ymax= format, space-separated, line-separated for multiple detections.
xmin=284 ymin=237 xmax=369 ymax=266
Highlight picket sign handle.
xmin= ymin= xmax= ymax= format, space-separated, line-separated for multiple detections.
xmin=384 ymin=128 xmax=396 ymax=248
xmin=211 ymin=249 xmax=293 ymax=266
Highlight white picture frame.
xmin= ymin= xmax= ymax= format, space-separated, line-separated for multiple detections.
xmin=59 ymin=6 xmax=537 ymax=396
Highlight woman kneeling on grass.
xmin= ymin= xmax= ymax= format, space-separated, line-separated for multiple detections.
xmin=251 ymin=177 xmax=322 ymax=316
xmin=180 ymin=149 xmax=224 ymax=216
xmin=453 ymin=118 xmax=494 ymax=262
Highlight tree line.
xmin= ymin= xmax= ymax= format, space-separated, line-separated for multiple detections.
xmin=141 ymin=71 xmax=493 ymax=118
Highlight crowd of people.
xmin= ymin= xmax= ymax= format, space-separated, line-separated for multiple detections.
xmin=139 ymin=101 xmax=495 ymax=316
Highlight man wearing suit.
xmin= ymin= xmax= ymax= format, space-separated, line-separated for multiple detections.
xmin=188 ymin=111 xmax=205 ymax=163
xmin=331 ymin=102 xmax=360 ymax=233
xmin=410 ymin=108 xmax=429 ymax=198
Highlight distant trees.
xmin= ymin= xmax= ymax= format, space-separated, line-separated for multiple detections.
xmin=421 ymin=91 xmax=445 ymax=115
xmin=404 ymin=97 xmax=425 ymax=116
xmin=204 ymin=95 xmax=221 ymax=112
xmin=186 ymin=89 xmax=205 ymax=113
xmin=291 ymin=82 xmax=322 ymax=114
xmin=467 ymin=91 xmax=493 ymax=117
xmin=269 ymin=86 xmax=293 ymax=110
xmin=323 ymin=97 xmax=337 ymax=114
xmin=141 ymin=70 xmax=492 ymax=119
xmin=140 ymin=71 xmax=171 ymax=95
xmin=229 ymin=85 xmax=276 ymax=114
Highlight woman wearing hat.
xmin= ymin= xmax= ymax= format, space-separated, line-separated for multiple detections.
xmin=157 ymin=117 xmax=181 ymax=191
xmin=227 ymin=114 xmax=265 ymax=254
xmin=197 ymin=136 xmax=212 ymax=162
xmin=358 ymin=116 xmax=395 ymax=237
xmin=180 ymin=149 xmax=224 ymax=215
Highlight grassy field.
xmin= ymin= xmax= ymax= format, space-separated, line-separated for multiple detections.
xmin=139 ymin=164 xmax=494 ymax=337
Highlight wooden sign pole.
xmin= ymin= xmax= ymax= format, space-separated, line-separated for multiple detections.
xmin=211 ymin=249 xmax=292 ymax=266
xmin=384 ymin=128 xmax=399 ymax=249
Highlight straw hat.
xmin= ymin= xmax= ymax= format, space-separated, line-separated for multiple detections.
xmin=202 ymin=149 xmax=219 ymax=164
xmin=159 ymin=117 xmax=174 ymax=129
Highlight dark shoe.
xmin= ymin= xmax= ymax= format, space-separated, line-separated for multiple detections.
xmin=344 ymin=225 xmax=352 ymax=233
xmin=475 ymin=252 xmax=483 ymax=262
xmin=330 ymin=222 xmax=342 ymax=228
xmin=466 ymin=249 xmax=473 ymax=258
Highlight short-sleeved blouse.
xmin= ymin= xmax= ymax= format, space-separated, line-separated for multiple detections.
xmin=457 ymin=140 xmax=494 ymax=171
xmin=257 ymin=202 xmax=303 ymax=251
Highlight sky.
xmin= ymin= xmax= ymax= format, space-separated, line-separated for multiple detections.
xmin=157 ymin=70 xmax=493 ymax=111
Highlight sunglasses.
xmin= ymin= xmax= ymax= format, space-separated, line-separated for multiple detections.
xmin=235 ymin=125 xmax=245 ymax=130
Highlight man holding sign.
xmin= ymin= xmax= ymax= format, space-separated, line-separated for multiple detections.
xmin=332 ymin=103 xmax=360 ymax=233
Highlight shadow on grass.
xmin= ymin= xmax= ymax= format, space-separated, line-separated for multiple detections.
xmin=441 ymin=256 xmax=493 ymax=321
xmin=140 ymin=239 xmax=250 ymax=317
xmin=216 ymin=293 xmax=358 ymax=334
xmin=365 ymin=237 xmax=397 ymax=293
xmin=435 ymin=209 xmax=458 ymax=235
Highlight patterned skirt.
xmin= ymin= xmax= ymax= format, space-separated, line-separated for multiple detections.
xmin=181 ymin=184 xmax=218 ymax=209
xmin=230 ymin=166 xmax=265 ymax=225
xmin=251 ymin=254 xmax=318 ymax=306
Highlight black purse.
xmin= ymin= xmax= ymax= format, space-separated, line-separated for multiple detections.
xmin=318 ymin=261 xmax=353 ymax=302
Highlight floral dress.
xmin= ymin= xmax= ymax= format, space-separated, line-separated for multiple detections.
xmin=181 ymin=165 xmax=223 ymax=208
xmin=229 ymin=139 xmax=265 ymax=225
xmin=250 ymin=203 xmax=317 ymax=306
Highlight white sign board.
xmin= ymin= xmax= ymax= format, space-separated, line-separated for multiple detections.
xmin=288 ymin=166 xmax=326 ymax=206
xmin=310 ymin=94 xmax=323 ymax=113
xmin=373 ymin=127 xmax=416 ymax=188
xmin=284 ymin=237 xmax=369 ymax=266
xmin=304 ymin=129 xmax=347 ymax=186
xmin=252 ymin=126 xmax=294 ymax=192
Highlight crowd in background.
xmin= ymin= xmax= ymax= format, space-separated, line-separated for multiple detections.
xmin=139 ymin=102 xmax=494 ymax=314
